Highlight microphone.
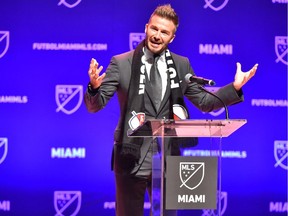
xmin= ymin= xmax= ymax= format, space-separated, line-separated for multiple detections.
xmin=184 ymin=74 xmax=229 ymax=119
xmin=185 ymin=74 xmax=216 ymax=86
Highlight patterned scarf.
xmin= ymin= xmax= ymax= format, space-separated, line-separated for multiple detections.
xmin=119 ymin=40 xmax=189 ymax=165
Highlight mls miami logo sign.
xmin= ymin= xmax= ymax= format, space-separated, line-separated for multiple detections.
xmin=54 ymin=191 xmax=81 ymax=216
xmin=180 ymin=162 xmax=205 ymax=190
xmin=55 ymin=85 xmax=83 ymax=115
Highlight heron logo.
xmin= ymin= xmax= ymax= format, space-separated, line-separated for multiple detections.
xmin=204 ymin=0 xmax=229 ymax=11
xmin=55 ymin=85 xmax=83 ymax=115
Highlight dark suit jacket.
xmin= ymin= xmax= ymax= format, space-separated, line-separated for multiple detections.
xmin=84 ymin=49 xmax=243 ymax=174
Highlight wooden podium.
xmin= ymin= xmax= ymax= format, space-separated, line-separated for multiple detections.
xmin=129 ymin=119 xmax=247 ymax=216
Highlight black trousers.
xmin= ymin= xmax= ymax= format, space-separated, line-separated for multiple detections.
xmin=114 ymin=141 xmax=177 ymax=216
xmin=115 ymin=145 xmax=153 ymax=216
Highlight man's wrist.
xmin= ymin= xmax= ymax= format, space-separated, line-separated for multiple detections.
xmin=87 ymin=82 xmax=99 ymax=96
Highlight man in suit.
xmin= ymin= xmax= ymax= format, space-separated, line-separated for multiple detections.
xmin=84 ymin=4 xmax=258 ymax=216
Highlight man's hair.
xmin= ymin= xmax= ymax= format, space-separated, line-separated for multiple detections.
xmin=149 ymin=4 xmax=179 ymax=30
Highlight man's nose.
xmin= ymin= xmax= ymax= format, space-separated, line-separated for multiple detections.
xmin=154 ymin=31 xmax=161 ymax=39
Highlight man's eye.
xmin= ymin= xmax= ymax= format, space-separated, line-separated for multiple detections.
xmin=161 ymin=32 xmax=169 ymax=36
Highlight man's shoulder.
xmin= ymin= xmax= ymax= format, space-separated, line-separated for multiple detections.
xmin=113 ymin=50 xmax=134 ymax=60
xmin=170 ymin=51 xmax=188 ymax=61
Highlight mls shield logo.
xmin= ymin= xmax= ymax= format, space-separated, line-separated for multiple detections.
xmin=54 ymin=191 xmax=81 ymax=216
xmin=204 ymin=87 xmax=225 ymax=117
xmin=0 ymin=138 xmax=8 ymax=164
xmin=179 ymin=162 xmax=205 ymax=190
xmin=202 ymin=191 xmax=227 ymax=216
xmin=0 ymin=31 xmax=10 ymax=58
xmin=204 ymin=0 xmax=229 ymax=11
xmin=58 ymin=0 xmax=82 ymax=8
xmin=274 ymin=140 xmax=288 ymax=170
xmin=56 ymin=85 xmax=83 ymax=115
xmin=275 ymin=36 xmax=288 ymax=65
xmin=129 ymin=33 xmax=146 ymax=51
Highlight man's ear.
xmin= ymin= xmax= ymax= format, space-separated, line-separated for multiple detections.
xmin=145 ymin=24 xmax=148 ymax=33
xmin=169 ymin=34 xmax=176 ymax=43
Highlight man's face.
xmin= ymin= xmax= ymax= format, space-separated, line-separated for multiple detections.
xmin=145 ymin=15 xmax=176 ymax=54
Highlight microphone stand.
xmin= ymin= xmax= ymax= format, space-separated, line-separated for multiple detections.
xmin=198 ymin=85 xmax=229 ymax=120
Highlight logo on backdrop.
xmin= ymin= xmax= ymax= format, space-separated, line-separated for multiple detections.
xmin=274 ymin=140 xmax=288 ymax=170
xmin=199 ymin=44 xmax=233 ymax=55
xmin=0 ymin=138 xmax=8 ymax=165
xmin=270 ymin=201 xmax=288 ymax=213
xmin=251 ymin=98 xmax=288 ymax=107
xmin=275 ymin=36 xmax=288 ymax=65
xmin=54 ymin=191 xmax=81 ymax=216
xmin=180 ymin=162 xmax=205 ymax=190
xmin=55 ymin=85 xmax=83 ymax=115
xmin=129 ymin=33 xmax=146 ymax=51
xmin=33 ymin=42 xmax=107 ymax=51
xmin=0 ymin=200 xmax=10 ymax=212
xmin=58 ymin=0 xmax=81 ymax=8
xmin=203 ymin=87 xmax=225 ymax=117
xmin=204 ymin=0 xmax=229 ymax=11
xmin=51 ymin=147 xmax=86 ymax=159
xmin=272 ymin=0 xmax=288 ymax=3
xmin=202 ymin=191 xmax=228 ymax=216
xmin=0 ymin=31 xmax=9 ymax=58
xmin=0 ymin=95 xmax=28 ymax=103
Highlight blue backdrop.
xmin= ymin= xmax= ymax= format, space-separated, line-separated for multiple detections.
xmin=0 ymin=0 xmax=287 ymax=215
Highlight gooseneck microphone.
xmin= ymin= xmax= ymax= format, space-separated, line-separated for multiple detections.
xmin=185 ymin=74 xmax=216 ymax=86
xmin=184 ymin=74 xmax=229 ymax=119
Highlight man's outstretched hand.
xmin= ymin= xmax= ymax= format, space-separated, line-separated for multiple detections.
xmin=88 ymin=58 xmax=106 ymax=89
xmin=233 ymin=62 xmax=258 ymax=91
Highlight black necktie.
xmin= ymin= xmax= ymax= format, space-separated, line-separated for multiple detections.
xmin=150 ymin=55 xmax=162 ymax=110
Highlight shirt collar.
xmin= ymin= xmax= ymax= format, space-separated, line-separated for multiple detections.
xmin=143 ymin=47 xmax=165 ymax=62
